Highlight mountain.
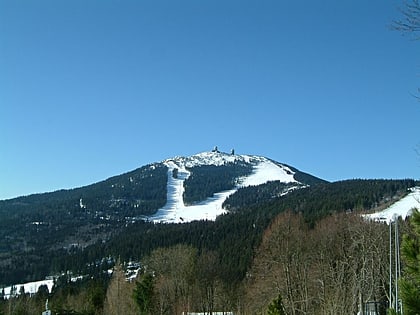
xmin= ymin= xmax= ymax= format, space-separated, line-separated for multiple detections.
xmin=0 ymin=151 xmax=418 ymax=314
xmin=1 ymin=150 xmax=416 ymax=290
xmin=149 ymin=150 xmax=325 ymax=223
xmin=0 ymin=150 xmax=324 ymax=284
xmin=0 ymin=150 xmax=324 ymax=224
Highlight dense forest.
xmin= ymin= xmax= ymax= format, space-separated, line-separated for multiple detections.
xmin=0 ymin=178 xmax=417 ymax=314
xmin=182 ymin=162 xmax=254 ymax=204
xmin=223 ymin=180 xmax=305 ymax=210
xmin=0 ymin=163 xmax=168 ymax=285
xmin=0 ymin=163 xmax=168 ymax=218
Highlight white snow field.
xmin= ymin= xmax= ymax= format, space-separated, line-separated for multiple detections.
xmin=150 ymin=151 xmax=299 ymax=223
xmin=3 ymin=279 xmax=54 ymax=299
xmin=363 ymin=187 xmax=420 ymax=224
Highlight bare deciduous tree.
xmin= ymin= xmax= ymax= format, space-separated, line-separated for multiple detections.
xmin=393 ymin=0 xmax=420 ymax=38
xmin=393 ymin=0 xmax=420 ymax=100
xmin=245 ymin=211 xmax=313 ymax=315
xmin=104 ymin=263 xmax=138 ymax=315
xmin=143 ymin=244 xmax=197 ymax=315
xmin=244 ymin=212 xmax=389 ymax=315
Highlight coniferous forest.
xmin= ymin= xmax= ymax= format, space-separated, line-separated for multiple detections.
xmin=183 ymin=162 xmax=253 ymax=205
xmin=0 ymin=177 xmax=418 ymax=314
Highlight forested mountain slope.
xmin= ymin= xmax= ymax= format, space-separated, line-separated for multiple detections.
xmin=0 ymin=177 xmax=417 ymax=314
xmin=0 ymin=149 xmax=417 ymax=315
xmin=45 ymin=179 xmax=417 ymax=284
xmin=0 ymin=151 xmax=323 ymax=285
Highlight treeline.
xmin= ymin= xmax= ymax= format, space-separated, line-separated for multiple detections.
xmin=0 ymin=163 xmax=168 ymax=218
xmin=224 ymin=178 xmax=415 ymax=221
xmin=183 ymin=162 xmax=253 ymax=205
xmin=277 ymin=162 xmax=328 ymax=186
xmin=235 ymin=179 xmax=417 ymax=226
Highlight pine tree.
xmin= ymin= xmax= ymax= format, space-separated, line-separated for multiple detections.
xmin=400 ymin=209 xmax=420 ymax=315
xmin=133 ymin=273 xmax=154 ymax=315
xmin=267 ymin=294 xmax=286 ymax=315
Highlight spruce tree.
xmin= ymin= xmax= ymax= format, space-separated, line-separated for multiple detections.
xmin=267 ymin=294 xmax=286 ymax=315
xmin=400 ymin=209 xmax=420 ymax=315
xmin=133 ymin=273 xmax=154 ymax=315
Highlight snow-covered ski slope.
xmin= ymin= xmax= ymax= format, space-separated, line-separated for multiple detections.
xmin=3 ymin=279 xmax=54 ymax=299
xmin=150 ymin=151 xmax=299 ymax=223
xmin=363 ymin=187 xmax=420 ymax=224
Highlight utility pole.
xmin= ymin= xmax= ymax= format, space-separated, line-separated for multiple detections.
xmin=395 ymin=217 xmax=399 ymax=312
xmin=389 ymin=220 xmax=392 ymax=310
xmin=389 ymin=214 xmax=403 ymax=314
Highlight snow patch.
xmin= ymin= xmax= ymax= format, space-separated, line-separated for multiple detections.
xmin=239 ymin=157 xmax=296 ymax=187
xmin=3 ymin=279 xmax=54 ymax=299
xmin=150 ymin=152 xmax=300 ymax=224
xmin=363 ymin=187 xmax=420 ymax=224
xmin=149 ymin=160 xmax=192 ymax=222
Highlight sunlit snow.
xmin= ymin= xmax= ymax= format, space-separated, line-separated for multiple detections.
xmin=363 ymin=187 xmax=420 ymax=224
xmin=3 ymin=279 xmax=54 ymax=299
xmin=150 ymin=152 xmax=299 ymax=223
xmin=239 ymin=157 xmax=296 ymax=187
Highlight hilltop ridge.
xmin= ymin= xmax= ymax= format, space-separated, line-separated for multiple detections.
xmin=152 ymin=150 xmax=304 ymax=223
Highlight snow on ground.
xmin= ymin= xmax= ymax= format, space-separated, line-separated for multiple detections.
xmin=149 ymin=160 xmax=192 ymax=223
xmin=150 ymin=152 xmax=299 ymax=224
xmin=363 ymin=187 xmax=420 ymax=224
xmin=184 ymin=151 xmax=239 ymax=167
xmin=3 ymin=279 xmax=54 ymax=299
xmin=239 ymin=157 xmax=297 ymax=187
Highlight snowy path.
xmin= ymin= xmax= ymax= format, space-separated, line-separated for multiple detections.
xmin=150 ymin=156 xmax=299 ymax=223
xmin=150 ymin=161 xmax=191 ymax=222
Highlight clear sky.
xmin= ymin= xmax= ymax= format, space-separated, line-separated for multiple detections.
xmin=1 ymin=0 xmax=419 ymax=200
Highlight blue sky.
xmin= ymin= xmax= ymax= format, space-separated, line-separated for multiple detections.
xmin=1 ymin=0 xmax=419 ymax=200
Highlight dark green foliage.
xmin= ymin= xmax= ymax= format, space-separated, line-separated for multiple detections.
xmin=183 ymin=162 xmax=253 ymax=205
xmin=247 ymin=179 xmax=417 ymax=226
xmin=400 ymin=209 xmax=420 ymax=315
xmin=50 ymin=276 xmax=109 ymax=315
xmin=223 ymin=181 xmax=304 ymax=210
xmin=0 ymin=163 xmax=168 ymax=219
xmin=133 ymin=273 xmax=154 ymax=315
xmin=282 ymin=163 xmax=328 ymax=186
xmin=88 ymin=281 xmax=106 ymax=312
xmin=0 ymin=164 xmax=167 ymax=285
xmin=172 ymin=168 xmax=178 ymax=179
xmin=33 ymin=284 xmax=49 ymax=308
xmin=267 ymin=294 xmax=286 ymax=315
